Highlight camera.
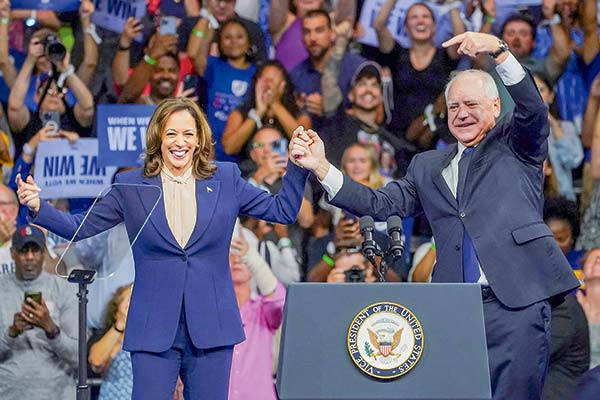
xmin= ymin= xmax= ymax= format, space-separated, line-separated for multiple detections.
xmin=41 ymin=34 xmax=66 ymax=64
xmin=344 ymin=265 xmax=366 ymax=283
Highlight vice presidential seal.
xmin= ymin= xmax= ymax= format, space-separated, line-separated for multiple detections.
xmin=347 ymin=302 xmax=424 ymax=379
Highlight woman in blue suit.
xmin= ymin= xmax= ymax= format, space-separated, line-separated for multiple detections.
xmin=16 ymin=98 xmax=309 ymax=400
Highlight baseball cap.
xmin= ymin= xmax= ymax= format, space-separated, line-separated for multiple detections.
xmin=351 ymin=61 xmax=382 ymax=87
xmin=12 ymin=225 xmax=46 ymax=250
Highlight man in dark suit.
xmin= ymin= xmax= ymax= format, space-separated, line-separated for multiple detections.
xmin=290 ymin=32 xmax=580 ymax=399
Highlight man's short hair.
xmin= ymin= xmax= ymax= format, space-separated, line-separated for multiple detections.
xmin=500 ymin=13 xmax=537 ymax=41
xmin=303 ymin=9 xmax=332 ymax=28
xmin=444 ymin=69 xmax=499 ymax=102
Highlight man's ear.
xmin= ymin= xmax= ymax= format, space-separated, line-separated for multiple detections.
xmin=348 ymin=90 xmax=355 ymax=104
xmin=493 ymin=97 xmax=501 ymax=119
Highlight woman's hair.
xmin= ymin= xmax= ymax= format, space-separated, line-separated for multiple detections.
xmin=243 ymin=60 xmax=300 ymax=117
xmin=404 ymin=2 xmax=436 ymax=26
xmin=341 ymin=143 xmax=385 ymax=189
xmin=544 ymin=158 xmax=560 ymax=199
xmin=543 ymin=195 xmax=581 ymax=239
xmin=143 ymin=97 xmax=217 ymax=179
xmin=533 ymin=72 xmax=560 ymax=118
xmin=103 ymin=284 xmax=133 ymax=329
xmin=216 ymin=18 xmax=254 ymax=62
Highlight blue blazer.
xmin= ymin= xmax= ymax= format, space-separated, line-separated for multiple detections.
xmin=33 ymin=161 xmax=308 ymax=352
xmin=329 ymin=72 xmax=579 ymax=309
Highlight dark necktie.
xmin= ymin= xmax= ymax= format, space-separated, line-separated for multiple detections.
xmin=458 ymin=147 xmax=480 ymax=283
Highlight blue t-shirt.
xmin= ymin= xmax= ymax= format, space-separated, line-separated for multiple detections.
xmin=205 ymin=56 xmax=255 ymax=162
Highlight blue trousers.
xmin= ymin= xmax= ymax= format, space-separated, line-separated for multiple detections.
xmin=130 ymin=309 xmax=233 ymax=400
xmin=484 ymin=294 xmax=551 ymax=400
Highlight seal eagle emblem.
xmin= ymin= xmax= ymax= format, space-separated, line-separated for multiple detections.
xmin=347 ymin=302 xmax=424 ymax=379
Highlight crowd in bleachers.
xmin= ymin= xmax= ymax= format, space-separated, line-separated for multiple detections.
xmin=1 ymin=0 xmax=600 ymax=399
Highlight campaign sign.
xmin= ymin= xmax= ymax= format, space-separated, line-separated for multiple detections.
xmin=91 ymin=0 xmax=146 ymax=34
xmin=357 ymin=0 xmax=414 ymax=48
xmin=34 ymin=138 xmax=118 ymax=199
xmin=97 ymin=104 xmax=155 ymax=167
xmin=12 ymin=0 xmax=79 ymax=10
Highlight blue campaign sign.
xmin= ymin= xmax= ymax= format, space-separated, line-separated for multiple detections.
xmin=92 ymin=0 xmax=146 ymax=34
xmin=97 ymin=104 xmax=155 ymax=167
xmin=34 ymin=138 xmax=118 ymax=199
xmin=12 ymin=0 xmax=80 ymax=11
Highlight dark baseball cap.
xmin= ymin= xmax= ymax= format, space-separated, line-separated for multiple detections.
xmin=12 ymin=225 xmax=46 ymax=250
xmin=351 ymin=61 xmax=382 ymax=87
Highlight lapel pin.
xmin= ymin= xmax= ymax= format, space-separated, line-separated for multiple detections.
xmin=206 ymin=186 xmax=213 ymax=193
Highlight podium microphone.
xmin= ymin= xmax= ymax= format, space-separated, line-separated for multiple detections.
xmin=359 ymin=216 xmax=378 ymax=259
xmin=387 ymin=215 xmax=405 ymax=260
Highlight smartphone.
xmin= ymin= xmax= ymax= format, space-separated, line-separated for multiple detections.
xmin=160 ymin=16 xmax=177 ymax=35
xmin=24 ymin=291 xmax=42 ymax=304
xmin=182 ymin=74 xmax=199 ymax=93
xmin=42 ymin=110 xmax=60 ymax=135
xmin=271 ymin=138 xmax=288 ymax=157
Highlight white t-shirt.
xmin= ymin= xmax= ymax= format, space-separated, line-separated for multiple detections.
xmin=0 ymin=242 xmax=15 ymax=275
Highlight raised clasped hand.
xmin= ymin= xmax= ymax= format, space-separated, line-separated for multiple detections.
xmin=289 ymin=126 xmax=329 ymax=178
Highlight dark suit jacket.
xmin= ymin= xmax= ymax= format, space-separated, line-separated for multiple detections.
xmin=329 ymin=72 xmax=579 ymax=308
xmin=33 ymin=161 xmax=308 ymax=352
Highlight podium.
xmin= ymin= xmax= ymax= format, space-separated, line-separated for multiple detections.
xmin=276 ymin=283 xmax=491 ymax=400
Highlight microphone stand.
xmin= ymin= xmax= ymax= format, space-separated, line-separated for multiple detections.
xmin=67 ymin=269 xmax=97 ymax=400
xmin=360 ymin=235 xmax=405 ymax=283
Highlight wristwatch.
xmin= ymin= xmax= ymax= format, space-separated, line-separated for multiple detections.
xmin=489 ymin=40 xmax=509 ymax=59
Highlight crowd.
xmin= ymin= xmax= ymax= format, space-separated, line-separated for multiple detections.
xmin=0 ymin=0 xmax=599 ymax=399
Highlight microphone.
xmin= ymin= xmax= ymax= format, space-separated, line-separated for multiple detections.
xmin=387 ymin=216 xmax=405 ymax=260
xmin=359 ymin=216 xmax=378 ymax=259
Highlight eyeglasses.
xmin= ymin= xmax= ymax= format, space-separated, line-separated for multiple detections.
xmin=46 ymin=87 xmax=68 ymax=96
xmin=251 ymin=140 xmax=278 ymax=150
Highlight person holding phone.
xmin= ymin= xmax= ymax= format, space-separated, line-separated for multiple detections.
xmin=117 ymin=28 xmax=181 ymax=105
xmin=0 ymin=225 xmax=78 ymax=400
xmin=8 ymin=49 xmax=94 ymax=158
xmin=248 ymin=126 xmax=315 ymax=262
xmin=16 ymin=97 xmax=309 ymax=400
